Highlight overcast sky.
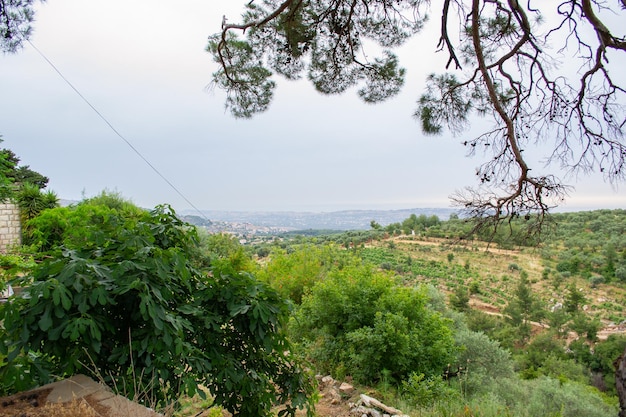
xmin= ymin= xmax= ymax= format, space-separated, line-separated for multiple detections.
xmin=0 ymin=0 xmax=623 ymax=214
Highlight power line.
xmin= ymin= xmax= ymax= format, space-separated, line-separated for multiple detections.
xmin=26 ymin=40 xmax=210 ymax=222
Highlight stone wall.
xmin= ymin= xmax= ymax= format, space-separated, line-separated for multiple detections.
xmin=0 ymin=203 xmax=21 ymax=252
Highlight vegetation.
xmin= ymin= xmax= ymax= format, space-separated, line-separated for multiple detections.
xmin=2 ymin=196 xmax=626 ymax=416
xmin=2 ymin=1 xmax=625 ymax=414
xmin=0 ymin=140 xmax=58 ymax=232
xmin=210 ymin=1 xmax=626 ymax=234
xmin=246 ymin=209 xmax=626 ymax=415
xmin=290 ymin=263 xmax=456 ymax=384
xmin=1 ymin=138 xmax=625 ymax=416
xmin=0 ymin=193 xmax=314 ymax=417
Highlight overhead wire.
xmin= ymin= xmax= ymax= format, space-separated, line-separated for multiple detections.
xmin=26 ymin=40 xmax=211 ymax=223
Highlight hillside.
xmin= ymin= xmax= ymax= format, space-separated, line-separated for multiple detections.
xmin=3 ymin=203 xmax=626 ymax=417
xmin=363 ymin=235 xmax=626 ymax=337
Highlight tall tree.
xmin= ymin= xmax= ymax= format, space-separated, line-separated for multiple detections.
xmin=0 ymin=142 xmax=16 ymax=202
xmin=209 ymin=1 xmax=626 ymax=234
xmin=1 ymin=149 xmax=49 ymax=189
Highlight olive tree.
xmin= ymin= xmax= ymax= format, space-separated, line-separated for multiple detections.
xmin=209 ymin=0 xmax=626 ymax=234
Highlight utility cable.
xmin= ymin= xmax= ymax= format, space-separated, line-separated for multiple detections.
xmin=26 ymin=40 xmax=210 ymax=223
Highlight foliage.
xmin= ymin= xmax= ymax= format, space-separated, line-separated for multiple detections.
xmin=15 ymin=182 xmax=58 ymax=224
xmin=564 ymin=283 xmax=587 ymax=314
xmin=401 ymin=373 xmax=458 ymax=407
xmin=542 ymin=210 xmax=626 ymax=281
xmin=290 ymin=264 xmax=456 ymax=385
xmin=359 ymin=246 xmax=479 ymax=281
xmin=449 ymin=286 xmax=470 ymax=312
xmin=0 ymin=142 xmax=51 ymax=204
xmin=255 ymin=244 xmax=353 ymax=304
xmin=524 ymin=377 xmax=617 ymax=417
xmin=0 ymin=196 xmax=314 ymax=417
xmin=0 ymin=0 xmax=39 ymax=53
xmin=199 ymin=231 xmax=255 ymax=272
xmin=0 ymin=252 xmax=35 ymax=283
xmin=1 ymin=148 xmax=49 ymax=189
xmin=0 ymin=143 xmax=16 ymax=202
xmin=571 ymin=334 xmax=626 ymax=395
xmin=453 ymin=329 xmax=514 ymax=396
xmin=0 ymin=350 xmax=52 ymax=396
xmin=210 ymin=1 xmax=626 ymax=232
xmin=503 ymin=271 xmax=544 ymax=341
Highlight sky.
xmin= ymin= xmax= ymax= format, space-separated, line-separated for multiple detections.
xmin=0 ymin=0 xmax=624 ymax=214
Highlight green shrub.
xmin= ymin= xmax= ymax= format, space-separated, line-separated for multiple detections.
xmin=257 ymin=244 xmax=353 ymax=304
xmin=452 ymin=329 xmax=514 ymax=396
xmin=401 ymin=373 xmax=457 ymax=407
xmin=290 ymin=266 xmax=456 ymax=384
xmin=1 ymin=200 xmax=314 ymax=416
xmin=589 ymin=275 xmax=605 ymax=288
xmin=450 ymin=286 xmax=470 ymax=312
xmin=469 ymin=280 xmax=481 ymax=294
xmin=15 ymin=183 xmax=58 ymax=223
xmin=517 ymin=333 xmax=567 ymax=372
xmin=0 ymin=350 xmax=52 ymax=396
xmin=525 ymin=377 xmax=617 ymax=417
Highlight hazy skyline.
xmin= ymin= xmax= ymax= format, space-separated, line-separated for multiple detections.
xmin=1 ymin=0 xmax=624 ymax=214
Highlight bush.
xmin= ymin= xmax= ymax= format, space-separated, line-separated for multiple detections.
xmin=452 ymin=330 xmax=514 ymax=396
xmin=256 ymin=244 xmax=353 ymax=304
xmin=449 ymin=286 xmax=470 ymax=312
xmin=290 ymin=265 xmax=456 ymax=384
xmin=525 ymin=377 xmax=617 ymax=417
xmin=0 ymin=350 xmax=52 ymax=396
xmin=518 ymin=333 xmax=567 ymax=372
xmin=0 ymin=199 xmax=314 ymax=416
xmin=401 ymin=373 xmax=457 ymax=407
xmin=589 ymin=275 xmax=605 ymax=288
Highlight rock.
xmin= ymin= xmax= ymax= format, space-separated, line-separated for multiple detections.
xmin=349 ymin=405 xmax=370 ymax=416
xmin=359 ymin=394 xmax=404 ymax=416
xmin=550 ymin=302 xmax=563 ymax=312
xmin=328 ymin=387 xmax=342 ymax=404
xmin=339 ymin=382 xmax=354 ymax=395
xmin=321 ymin=375 xmax=335 ymax=385
xmin=370 ymin=409 xmax=382 ymax=417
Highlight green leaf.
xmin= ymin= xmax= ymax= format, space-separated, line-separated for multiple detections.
xmin=60 ymin=288 xmax=72 ymax=310
xmin=49 ymin=323 xmax=64 ymax=341
xmin=89 ymin=321 xmax=101 ymax=341
xmin=177 ymin=304 xmax=197 ymax=315
xmin=38 ymin=308 xmax=53 ymax=331
xmin=163 ymin=329 xmax=172 ymax=347
xmin=230 ymin=303 xmax=251 ymax=317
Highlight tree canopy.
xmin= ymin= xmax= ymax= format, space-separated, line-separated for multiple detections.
xmin=5 ymin=2 xmax=623 ymax=232
xmin=0 ymin=139 xmax=51 ymax=206
xmin=209 ymin=0 xmax=626 ymax=233
xmin=0 ymin=0 xmax=40 ymax=53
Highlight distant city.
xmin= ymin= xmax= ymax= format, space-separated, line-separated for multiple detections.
xmin=179 ymin=208 xmax=458 ymax=236
xmin=60 ymin=199 xmax=458 ymax=236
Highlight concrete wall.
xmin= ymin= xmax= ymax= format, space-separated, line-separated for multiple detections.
xmin=0 ymin=203 xmax=21 ymax=252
